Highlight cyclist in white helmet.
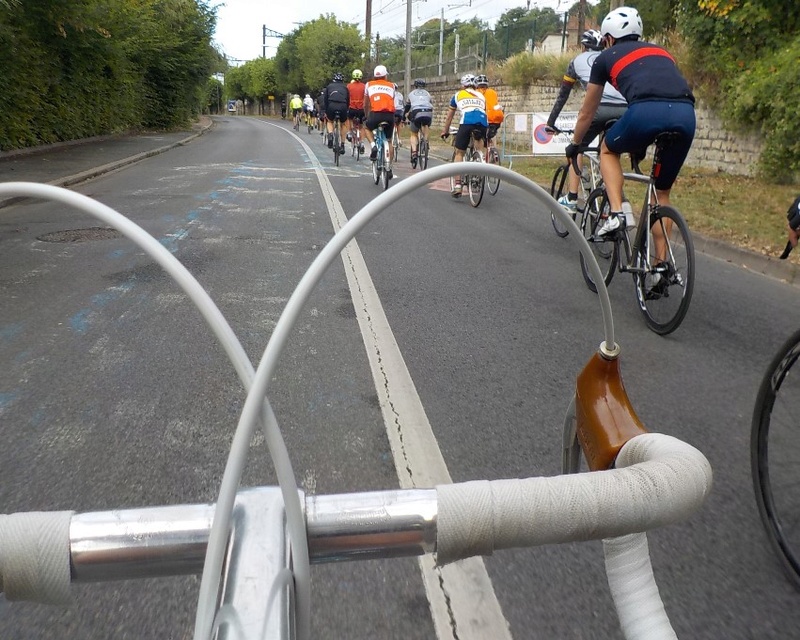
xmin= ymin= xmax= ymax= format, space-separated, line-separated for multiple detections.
xmin=440 ymin=73 xmax=487 ymax=197
xmin=569 ymin=6 xmax=695 ymax=251
xmin=547 ymin=28 xmax=627 ymax=212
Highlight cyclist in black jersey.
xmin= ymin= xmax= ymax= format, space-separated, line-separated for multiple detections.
xmin=785 ymin=194 xmax=800 ymax=248
xmin=568 ymin=6 xmax=695 ymax=239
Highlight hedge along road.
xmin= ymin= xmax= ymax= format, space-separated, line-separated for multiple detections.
xmin=1 ymin=114 xmax=799 ymax=639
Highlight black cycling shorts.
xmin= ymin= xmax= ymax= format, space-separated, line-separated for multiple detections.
xmin=454 ymin=123 xmax=486 ymax=151
xmin=366 ymin=112 xmax=395 ymax=139
xmin=326 ymin=106 xmax=348 ymax=123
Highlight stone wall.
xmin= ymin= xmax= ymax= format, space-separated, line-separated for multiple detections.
xmin=420 ymin=76 xmax=762 ymax=176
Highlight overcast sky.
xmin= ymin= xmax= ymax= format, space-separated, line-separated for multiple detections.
xmin=213 ymin=0 xmax=575 ymax=62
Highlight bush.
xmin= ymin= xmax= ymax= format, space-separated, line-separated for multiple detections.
xmin=499 ymin=51 xmax=570 ymax=89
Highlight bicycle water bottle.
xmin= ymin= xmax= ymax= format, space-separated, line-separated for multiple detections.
xmin=621 ymin=200 xmax=635 ymax=228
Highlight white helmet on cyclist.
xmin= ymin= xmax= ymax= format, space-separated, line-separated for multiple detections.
xmin=581 ymin=29 xmax=603 ymax=50
xmin=460 ymin=73 xmax=476 ymax=88
xmin=475 ymin=74 xmax=489 ymax=88
xmin=601 ymin=7 xmax=643 ymax=40
xmin=373 ymin=64 xmax=388 ymax=78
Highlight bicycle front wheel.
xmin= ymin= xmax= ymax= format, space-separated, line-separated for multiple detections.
xmin=550 ymin=163 xmax=573 ymax=238
xmin=752 ymin=328 xmax=800 ymax=589
xmin=487 ymin=147 xmax=501 ymax=195
xmin=634 ymin=205 xmax=695 ymax=335
xmin=467 ymin=150 xmax=485 ymax=208
xmin=579 ymin=187 xmax=618 ymax=293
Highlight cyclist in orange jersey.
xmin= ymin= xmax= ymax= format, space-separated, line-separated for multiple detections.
xmin=363 ymin=65 xmax=396 ymax=160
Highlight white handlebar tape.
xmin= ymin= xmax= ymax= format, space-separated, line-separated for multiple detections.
xmin=0 ymin=511 xmax=74 ymax=605
xmin=604 ymin=533 xmax=676 ymax=640
xmin=435 ymin=433 xmax=712 ymax=565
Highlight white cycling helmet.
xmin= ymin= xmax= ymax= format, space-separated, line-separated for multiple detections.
xmin=460 ymin=73 xmax=476 ymax=87
xmin=601 ymin=7 xmax=643 ymax=39
xmin=373 ymin=64 xmax=388 ymax=78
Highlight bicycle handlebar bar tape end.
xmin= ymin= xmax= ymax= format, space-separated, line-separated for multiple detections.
xmin=0 ymin=511 xmax=74 ymax=605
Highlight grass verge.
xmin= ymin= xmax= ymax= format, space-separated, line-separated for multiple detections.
xmin=428 ymin=138 xmax=799 ymax=265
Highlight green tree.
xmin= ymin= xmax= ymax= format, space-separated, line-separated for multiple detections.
xmin=677 ymin=0 xmax=800 ymax=181
xmin=295 ymin=15 xmax=364 ymax=91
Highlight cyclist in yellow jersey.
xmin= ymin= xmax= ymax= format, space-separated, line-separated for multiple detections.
xmin=441 ymin=74 xmax=487 ymax=197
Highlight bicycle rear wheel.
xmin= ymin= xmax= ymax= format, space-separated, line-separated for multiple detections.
xmin=634 ymin=205 xmax=694 ymax=335
xmin=381 ymin=145 xmax=391 ymax=190
xmin=579 ymin=187 xmax=618 ymax=293
xmin=752 ymin=328 xmax=800 ymax=589
xmin=420 ymin=137 xmax=429 ymax=170
xmin=487 ymin=147 xmax=501 ymax=195
xmin=467 ymin=150 xmax=485 ymax=208
xmin=333 ymin=126 xmax=340 ymax=166
xmin=550 ymin=163 xmax=573 ymax=238
xmin=372 ymin=144 xmax=380 ymax=185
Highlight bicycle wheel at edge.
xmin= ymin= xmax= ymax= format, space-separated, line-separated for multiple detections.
xmin=487 ymin=147 xmax=501 ymax=196
xmin=467 ymin=150 xmax=485 ymax=207
xmin=550 ymin=163 xmax=574 ymax=238
xmin=633 ymin=205 xmax=695 ymax=335
xmin=752 ymin=327 xmax=800 ymax=589
xmin=579 ymin=187 xmax=618 ymax=293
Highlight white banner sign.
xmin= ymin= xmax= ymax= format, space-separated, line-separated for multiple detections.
xmin=530 ymin=112 xmax=600 ymax=156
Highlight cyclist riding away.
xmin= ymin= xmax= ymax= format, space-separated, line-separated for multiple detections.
xmin=289 ymin=94 xmax=303 ymax=127
xmin=568 ymin=6 xmax=695 ymax=248
xmin=404 ymin=78 xmax=434 ymax=167
xmin=475 ymin=74 xmax=504 ymax=150
xmin=441 ymin=73 xmax=488 ymax=198
xmin=346 ymin=69 xmax=366 ymax=153
xmin=322 ymin=72 xmax=350 ymax=153
xmin=363 ymin=65 xmax=396 ymax=162
xmin=302 ymin=93 xmax=314 ymax=126
xmin=547 ymin=29 xmax=627 ymax=212
xmin=785 ymin=194 xmax=800 ymax=248
xmin=393 ymin=86 xmax=405 ymax=145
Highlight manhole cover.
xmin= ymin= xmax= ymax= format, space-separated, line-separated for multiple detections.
xmin=38 ymin=227 xmax=122 ymax=243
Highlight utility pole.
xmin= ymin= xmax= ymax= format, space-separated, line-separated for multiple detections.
xmin=578 ymin=0 xmax=586 ymax=43
xmin=438 ymin=9 xmax=444 ymax=76
xmin=365 ymin=0 xmax=372 ymax=64
xmin=404 ymin=0 xmax=412 ymax=96
xmin=262 ymin=26 xmax=284 ymax=58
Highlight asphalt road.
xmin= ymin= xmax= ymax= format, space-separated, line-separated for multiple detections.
xmin=1 ymin=115 xmax=799 ymax=639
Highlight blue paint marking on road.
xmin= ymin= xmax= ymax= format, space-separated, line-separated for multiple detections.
xmin=0 ymin=391 xmax=19 ymax=410
xmin=70 ymin=309 xmax=91 ymax=334
xmin=187 ymin=210 xmax=200 ymax=221
xmin=0 ymin=323 xmax=23 ymax=343
xmin=108 ymin=249 xmax=126 ymax=259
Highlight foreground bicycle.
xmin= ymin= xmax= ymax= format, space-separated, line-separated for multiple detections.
xmin=751 ymin=327 xmax=800 ymax=589
xmin=578 ymin=132 xmax=695 ymax=335
xmin=0 ymin=171 xmax=712 ymax=640
xmin=413 ymin=128 xmax=429 ymax=170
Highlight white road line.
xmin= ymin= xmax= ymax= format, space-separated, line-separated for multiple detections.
xmin=270 ymin=122 xmax=513 ymax=640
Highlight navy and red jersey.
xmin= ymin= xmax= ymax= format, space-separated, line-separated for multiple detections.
xmin=589 ymin=40 xmax=694 ymax=106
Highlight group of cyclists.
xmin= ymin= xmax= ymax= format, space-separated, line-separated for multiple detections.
xmin=286 ymin=66 xmax=506 ymax=198
xmin=283 ymin=5 xmax=696 ymax=224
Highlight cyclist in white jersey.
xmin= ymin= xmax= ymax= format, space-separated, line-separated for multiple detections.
xmin=404 ymin=79 xmax=434 ymax=167
xmin=546 ymin=29 xmax=628 ymax=212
